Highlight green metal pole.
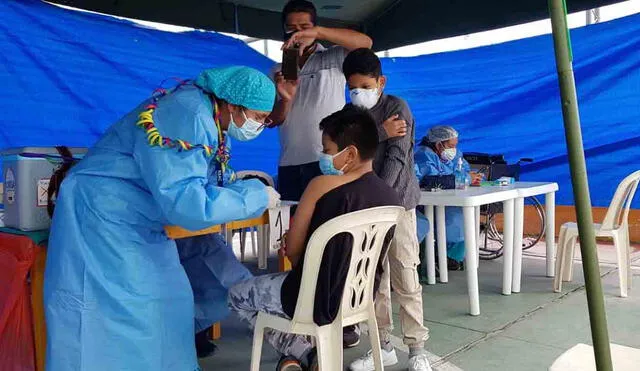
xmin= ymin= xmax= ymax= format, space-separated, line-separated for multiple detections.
xmin=547 ymin=1 xmax=613 ymax=369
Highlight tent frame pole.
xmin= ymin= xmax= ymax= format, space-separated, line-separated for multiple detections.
xmin=548 ymin=1 xmax=612 ymax=369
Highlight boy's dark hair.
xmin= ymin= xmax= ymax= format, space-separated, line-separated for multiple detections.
xmin=282 ymin=0 xmax=317 ymax=27
xmin=343 ymin=48 xmax=382 ymax=80
xmin=319 ymin=106 xmax=379 ymax=160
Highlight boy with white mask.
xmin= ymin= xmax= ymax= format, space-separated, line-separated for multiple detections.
xmin=343 ymin=48 xmax=431 ymax=371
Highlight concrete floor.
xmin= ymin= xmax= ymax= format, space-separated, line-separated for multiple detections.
xmin=201 ymin=238 xmax=640 ymax=371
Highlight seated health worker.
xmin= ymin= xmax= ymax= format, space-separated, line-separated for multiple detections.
xmin=228 ymin=106 xmax=401 ymax=371
xmin=44 ymin=66 xmax=280 ymax=371
xmin=414 ymin=125 xmax=476 ymax=270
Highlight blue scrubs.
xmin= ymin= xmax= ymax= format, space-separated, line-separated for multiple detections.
xmin=44 ymin=85 xmax=268 ymax=371
xmin=414 ymin=145 xmax=470 ymax=262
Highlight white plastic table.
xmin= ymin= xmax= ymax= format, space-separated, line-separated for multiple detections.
xmin=420 ymin=187 xmax=519 ymax=315
xmin=506 ymin=182 xmax=559 ymax=293
xmin=222 ymin=201 xmax=296 ymax=270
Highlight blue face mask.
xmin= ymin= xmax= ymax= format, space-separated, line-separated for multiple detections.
xmin=319 ymin=148 xmax=348 ymax=175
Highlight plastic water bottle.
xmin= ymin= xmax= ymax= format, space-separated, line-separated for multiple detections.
xmin=454 ymin=158 xmax=469 ymax=190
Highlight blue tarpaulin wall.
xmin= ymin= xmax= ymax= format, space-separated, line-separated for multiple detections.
xmin=383 ymin=15 xmax=640 ymax=208
xmin=0 ymin=0 xmax=279 ymax=174
xmin=1 ymin=0 xmax=639 ymax=207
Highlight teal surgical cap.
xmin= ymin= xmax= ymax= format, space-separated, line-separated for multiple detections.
xmin=196 ymin=66 xmax=275 ymax=112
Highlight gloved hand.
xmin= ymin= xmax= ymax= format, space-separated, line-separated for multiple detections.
xmin=265 ymin=186 xmax=281 ymax=209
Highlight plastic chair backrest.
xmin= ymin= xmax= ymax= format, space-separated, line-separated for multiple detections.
xmin=235 ymin=170 xmax=275 ymax=187
xmin=601 ymin=170 xmax=640 ymax=231
xmin=289 ymin=206 xmax=404 ymax=329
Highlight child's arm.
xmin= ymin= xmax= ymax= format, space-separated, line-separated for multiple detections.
xmin=377 ymin=99 xmax=415 ymax=187
xmin=285 ymin=176 xmax=339 ymax=266
xmin=382 ymin=114 xmax=407 ymax=139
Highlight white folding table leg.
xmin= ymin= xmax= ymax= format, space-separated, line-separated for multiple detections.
xmin=512 ymin=197 xmax=525 ymax=293
xmin=475 ymin=206 xmax=481 ymax=266
xmin=436 ymin=206 xmax=448 ymax=283
xmin=502 ymin=198 xmax=514 ymax=295
xmin=224 ymin=225 xmax=232 ymax=245
xmin=425 ymin=205 xmax=436 ymax=285
xmin=251 ymin=227 xmax=257 ymax=257
xmin=239 ymin=229 xmax=247 ymax=262
xmin=463 ymin=206 xmax=480 ymax=315
xmin=545 ymin=192 xmax=556 ymax=277
xmin=257 ymin=225 xmax=268 ymax=270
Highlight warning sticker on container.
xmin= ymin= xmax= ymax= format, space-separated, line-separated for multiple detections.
xmin=37 ymin=179 xmax=50 ymax=207
xmin=4 ymin=168 xmax=15 ymax=191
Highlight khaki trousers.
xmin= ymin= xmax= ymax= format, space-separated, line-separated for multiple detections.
xmin=374 ymin=208 xmax=430 ymax=347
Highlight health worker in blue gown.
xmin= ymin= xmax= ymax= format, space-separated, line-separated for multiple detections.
xmin=43 ymin=66 xmax=280 ymax=371
xmin=414 ymin=125 xmax=474 ymax=271
xmin=178 ymin=232 xmax=252 ymax=358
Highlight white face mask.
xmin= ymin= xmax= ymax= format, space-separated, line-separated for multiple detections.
xmin=227 ymin=111 xmax=264 ymax=141
xmin=349 ymin=88 xmax=379 ymax=109
xmin=440 ymin=147 xmax=457 ymax=162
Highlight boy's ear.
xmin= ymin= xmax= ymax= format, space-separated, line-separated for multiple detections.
xmin=379 ymin=75 xmax=387 ymax=91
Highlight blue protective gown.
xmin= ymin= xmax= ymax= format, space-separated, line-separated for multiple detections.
xmin=414 ymin=145 xmax=470 ymax=262
xmin=44 ymin=85 xmax=268 ymax=371
xmin=416 ymin=210 xmax=429 ymax=243
xmin=177 ymin=231 xmax=252 ymax=333
xmin=178 ymin=158 xmax=253 ymax=333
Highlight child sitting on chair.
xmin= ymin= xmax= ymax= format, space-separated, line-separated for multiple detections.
xmin=228 ymin=106 xmax=401 ymax=371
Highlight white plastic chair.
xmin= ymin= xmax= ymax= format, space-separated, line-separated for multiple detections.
xmin=250 ymin=206 xmax=404 ymax=371
xmin=554 ymin=170 xmax=640 ymax=297
xmin=549 ymin=343 xmax=640 ymax=371
xmin=233 ymin=170 xmax=275 ymax=261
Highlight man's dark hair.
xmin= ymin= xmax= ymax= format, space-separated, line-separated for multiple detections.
xmin=343 ymin=48 xmax=382 ymax=80
xmin=319 ymin=106 xmax=379 ymax=160
xmin=282 ymin=0 xmax=317 ymax=27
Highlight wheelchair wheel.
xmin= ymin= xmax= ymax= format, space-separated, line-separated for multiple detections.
xmin=478 ymin=196 xmax=546 ymax=260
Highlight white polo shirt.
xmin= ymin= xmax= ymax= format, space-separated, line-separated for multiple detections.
xmin=275 ymin=44 xmax=347 ymax=167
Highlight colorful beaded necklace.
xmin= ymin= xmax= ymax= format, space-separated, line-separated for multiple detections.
xmin=135 ymin=82 xmax=233 ymax=183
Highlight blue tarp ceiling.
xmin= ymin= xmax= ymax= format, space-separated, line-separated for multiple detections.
xmin=1 ymin=0 xmax=639 ymax=207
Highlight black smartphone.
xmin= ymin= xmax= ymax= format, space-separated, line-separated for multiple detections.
xmin=282 ymin=48 xmax=299 ymax=81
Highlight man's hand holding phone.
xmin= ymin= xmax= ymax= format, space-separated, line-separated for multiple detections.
xmin=275 ymin=72 xmax=298 ymax=101
xmin=282 ymin=28 xmax=318 ymax=55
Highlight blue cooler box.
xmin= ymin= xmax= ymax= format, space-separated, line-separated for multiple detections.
xmin=2 ymin=147 xmax=87 ymax=231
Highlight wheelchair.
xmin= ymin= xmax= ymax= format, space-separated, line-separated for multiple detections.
xmin=464 ymin=153 xmax=546 ymax=260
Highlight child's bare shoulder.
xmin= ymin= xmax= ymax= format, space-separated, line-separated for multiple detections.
xmin=308 ymin=175 xmax=344 ymax=191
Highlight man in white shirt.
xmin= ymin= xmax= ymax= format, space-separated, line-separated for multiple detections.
xmin=269 ymin=0 xmax=373 ymax=202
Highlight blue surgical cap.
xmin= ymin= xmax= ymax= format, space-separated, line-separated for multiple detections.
xmin=196 ymin=66 xmax=275 ymax=112
xmin=427 ymin=125 xmax=459 ymax=143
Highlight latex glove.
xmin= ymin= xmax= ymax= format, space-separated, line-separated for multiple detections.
xmin=265 ymin=186 xmax=281 ymax=209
